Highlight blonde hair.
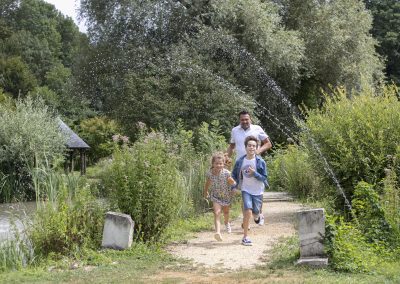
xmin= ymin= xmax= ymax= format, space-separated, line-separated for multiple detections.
xmin=210 ymin=151 xmax=225 ymax=169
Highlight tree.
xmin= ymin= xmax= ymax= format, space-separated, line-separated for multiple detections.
xmin=77 ymin=0 xmax=306 ymax=140
xmin=0 ymin=97 xmax=66 ymax=201
xmin=278 ymin=0 xmax=384 ymax=107
xmin=365 ymin=0 xmax=400 ymax=85
xmin=0 ymin=56 xmax=37 ymax=96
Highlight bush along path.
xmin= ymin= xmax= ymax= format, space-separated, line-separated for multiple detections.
xmin=167 ymin=192 xmax=303 ymax=270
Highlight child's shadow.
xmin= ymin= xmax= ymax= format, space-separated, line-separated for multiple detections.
xmin=190 ymin=240 xmax=239 ymax=249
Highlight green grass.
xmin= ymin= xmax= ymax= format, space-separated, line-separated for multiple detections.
xmin=0 ymin=201 xmax=241 ymax=283
xmin=229 ymin=236 xmax=400 ymax=284
xmin=1 ymin=214 xmax=399 ymax=283
xmin=0 ymin=243 xmax=175 ymax=284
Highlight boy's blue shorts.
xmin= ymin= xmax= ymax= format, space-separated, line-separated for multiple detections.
xmin=241 ymin=191 xmax=263 ymax=215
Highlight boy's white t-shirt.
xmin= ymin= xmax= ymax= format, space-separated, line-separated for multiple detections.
xmin=240 ymin=157 xmax=264 ymax=195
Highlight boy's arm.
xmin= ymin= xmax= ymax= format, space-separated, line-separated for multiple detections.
xmin=203 ymin=178 xmax=211 ymax=198
xmin=253 ymin=160 xmax=268 ymax=183
xmin=231 ymin=162 xmax=240 ymax=189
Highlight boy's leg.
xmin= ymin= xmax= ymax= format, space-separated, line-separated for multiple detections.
xmin=243 ymin=209 xmax=252 ymax=238
xmin=251 ymin=194 xmax=263 ymax=224
xmin=258 ymin=194 xmax=265 ymax=225
xmin=241 ymin=191 xmax=253 ymax=239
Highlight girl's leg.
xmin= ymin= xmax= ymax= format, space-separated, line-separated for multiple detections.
xmin=222 ymin=205 xmax=230 ymax=225
xmin=213 ymin=202 xmax=222 ymax=235
xmin=223 ymin=205 xmax=231 ymax=233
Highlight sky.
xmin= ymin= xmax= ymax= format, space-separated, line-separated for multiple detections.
xmin=44 ymin=0 xmax=87 ymax=33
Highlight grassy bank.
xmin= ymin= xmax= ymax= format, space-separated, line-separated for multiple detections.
xmin=1 ymin=234 xmax=399 ymax=284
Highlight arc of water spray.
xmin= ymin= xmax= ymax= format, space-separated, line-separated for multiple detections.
xmin=195 ymin=41 xmax=356 ymax=214
xmin=231 ymin=45 xmax=356 ymax=214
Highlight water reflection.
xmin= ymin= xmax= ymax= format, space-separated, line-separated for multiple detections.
xmin=0 ymin=202 xmax=36 ymax=242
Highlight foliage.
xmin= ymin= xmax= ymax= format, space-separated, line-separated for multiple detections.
xmin=0 ymin=56 xmax=37 ymax=96
xmin=77 ymin=0 xmax=298 ymax=138
xmin=325 ymin=215 xmax=380 ymax=272
xmin=303 ymin=86 xmax=400 ymax=198
xmin=193 ymin=121 xmax=227 ymax=154
xmin=352 ymin=181 xmax=393 ymax=245
xmin=79 ymin=116 xmax=121 ymax=163
xmin=104 ymin=131 xmax=184 ymax=242
xmin=29 ymin=184 xmax=106 ymax=258
xmin=167 ymin=120 xmax=228 ymax=214
xmin=365 ymin=0 xmax=400 ymax=85
xmin=279 ymin=0 xmax=384 ymax=106
xmin=381 ymin=168 xmax=400 ymax=247
xmin=210 ymin=0 xmax=305 ymax=94
xmin=0 ymin=232 xmax=34 ymax=272
xmin=268 ymin=144 xmax=332 ymax=198
xmin=0 ymin=0 xmax=89 ymax=123
xmin=0 ymin=97 xmax=66 ymax=202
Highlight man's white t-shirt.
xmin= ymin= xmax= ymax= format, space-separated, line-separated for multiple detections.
xmin=241 ymin=157 xmax=265 ymax=195
xmin=230 ymin=124 xmax=268 ymax=160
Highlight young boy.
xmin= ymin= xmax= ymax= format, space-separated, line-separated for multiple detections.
xmin=231 ymin=135 xmax=268 ymax=246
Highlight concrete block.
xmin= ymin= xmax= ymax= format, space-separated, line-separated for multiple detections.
xmin=297 ymin=208 xmax=325 ymax=257
xmin=102 ymin=212 xmax=134 ymax=250
xmin=296 ymin=257 xmax=328 ymax=267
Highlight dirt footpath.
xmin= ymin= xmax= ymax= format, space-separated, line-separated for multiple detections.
xmin=167 ymin=192 xmax=304 ymax=270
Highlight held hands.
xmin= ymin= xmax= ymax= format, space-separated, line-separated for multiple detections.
xmin=227 ymin=176 xmax=236 ymax=186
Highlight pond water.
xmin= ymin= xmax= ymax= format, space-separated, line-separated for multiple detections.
xmin=0 ymin=201 xmax=37 ymax=242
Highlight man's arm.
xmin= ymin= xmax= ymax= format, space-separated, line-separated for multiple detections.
xmin=256 ymin=137 xmax=272 ymax=155
xmin=226 ymin=143 xmax=235 ymax=157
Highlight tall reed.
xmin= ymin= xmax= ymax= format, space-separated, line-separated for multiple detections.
xmin=180 ymin=156 xmax=210 ymax=215
xmin=0 ymin=222 xmax=35 ymax=272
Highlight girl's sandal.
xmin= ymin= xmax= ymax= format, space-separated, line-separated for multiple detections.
xmin=214 ymin=233 xmax=223 ymax=241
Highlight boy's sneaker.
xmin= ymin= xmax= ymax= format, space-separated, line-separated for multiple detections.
xmin=214 ymin=233 xmax=223 ymax=242
xmin=255 ymin=214 xmax=265 ymax=226
xmin=242 ymin=237 xmax=253 ymax=246
xmin=225 ymin=223 xmax=232 ymax=234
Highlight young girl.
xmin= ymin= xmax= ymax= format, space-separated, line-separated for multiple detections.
xmin=203 ymin=152 xmax=236 ymax=241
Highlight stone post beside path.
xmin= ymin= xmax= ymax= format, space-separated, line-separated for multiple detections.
xmin=296 ymin=208 xmax=328 ymax=267
xmin=102 ymin=212 xmax=134 ymax=250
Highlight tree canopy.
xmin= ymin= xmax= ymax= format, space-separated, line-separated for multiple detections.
xmin=364 ymin=0 xmax=400 ymax=85
xmin=0 ymin=0 xmax=92 ymax=122
xmin=75 ymin=0 xmax=384 ymax=140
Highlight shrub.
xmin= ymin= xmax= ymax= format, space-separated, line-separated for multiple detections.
xmin=352 ymin=181 xmax=392 ymax=245
xmin=29 ymin=183 xmax=105 ymax=258
xmin=268 ymin=145 xmax=331 ymax=198
xmin=303 ymin=86 xmax=400 ymax=198
xmin=193 ymin=121 xmax=227 ymax=155
xmin=167 ymin=121 xmax=220 ymax=214
xmin=325 ymin=215 xmax=380 ymax=272
xmin=79 ymin=117 xmax=121 ymax=163
xmin=381 ymin=169 xmax=400 ymax=247
xmin=0 ymin=97 xmax=66 ymax=202
xmin=105 ymin=131 xmax=183 ymax=242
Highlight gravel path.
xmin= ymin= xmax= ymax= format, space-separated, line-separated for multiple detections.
xmin=167 ymin=192 xmax=304 ymax=270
